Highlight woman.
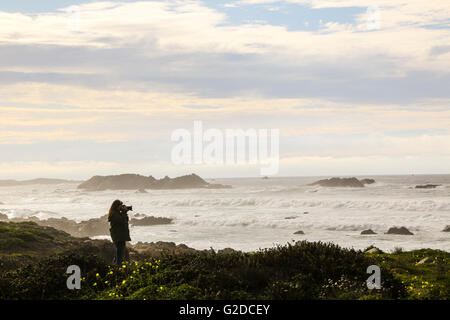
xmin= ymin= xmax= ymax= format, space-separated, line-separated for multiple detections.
xmin=108 ymin=199 xmax=132 ymax=265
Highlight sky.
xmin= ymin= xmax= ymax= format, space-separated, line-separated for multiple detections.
xmin=0 ymin=0 xmax=449 ymax=179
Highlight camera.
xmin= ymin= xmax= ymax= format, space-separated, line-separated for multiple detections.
xmin=120 ymin=205 xmax=133 ymax=212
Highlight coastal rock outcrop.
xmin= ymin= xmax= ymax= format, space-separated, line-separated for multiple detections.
xmin=310 ymin=177 xmax=365 ymax=188
xmin=130 ymin=241 xmax=196 ymax=257
xmin=365 ymin=247 xmax=382 ymax=254
xmin=417 ymin=257 xmax=433 ymax=265
xmin=78 ymin=173 xmax=230 ymax=191
xmin=360 ymin=179 xmax=376 ymax=185
xmin=78 ymin=174 xmax=157 ymax=191
xmin=361 ymin=229 xmax=377 ymax=235
xmin=415 ymin=184 xmax=440 ymax=189
xmin=129 ymin=216 xmax=172 ymax=226
xmin=442 ymin=225 xmax=450 ymax=232
xmin=385 ymin=227 xmax=414 ymax=235
xmin=5 ymin=214 xmax=172 ymax=238
xmin=293 ymin=230 xmax=305 ymax=235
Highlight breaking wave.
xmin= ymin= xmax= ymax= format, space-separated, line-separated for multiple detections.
xmin=145 ymin=198 xmax=450 ymax=212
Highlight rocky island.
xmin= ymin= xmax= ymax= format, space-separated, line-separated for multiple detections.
xmin=77 ymin=173 xmax=231 ymax=191
xmin=309 ymin=177 xmax=376 ymax=188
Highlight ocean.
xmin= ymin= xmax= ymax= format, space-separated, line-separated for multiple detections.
xmin=1 ymin=174 xmax=449 ymax=252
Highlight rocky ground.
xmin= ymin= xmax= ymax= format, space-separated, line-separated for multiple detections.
xmin=0 ymin=221 xmax=194 ymax=272
xmin=0 ymin=213 xmax=172 ymax=238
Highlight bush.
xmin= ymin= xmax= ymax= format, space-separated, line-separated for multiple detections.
xmin=0 ymin=252 xmax=109 ymax=300
xmin=0 ymin=241 xmax=410 ymax=300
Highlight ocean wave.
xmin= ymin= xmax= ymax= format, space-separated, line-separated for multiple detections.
xmin=145 ymin=198 xmax=450 ymax=211
xmin=176 ymin=218 xmax=428 ymax=232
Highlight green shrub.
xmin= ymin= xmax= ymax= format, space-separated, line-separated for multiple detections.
xmin=0 ymin=238 xmax=26 ymax=250
xmin=0 ymin=241 xmax=413 ymax=300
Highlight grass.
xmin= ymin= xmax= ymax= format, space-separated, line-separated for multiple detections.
xmin=369 ymin=249 xmax=449 ymax=299
xmin=0 ymin=221 xmax=447 ymax=300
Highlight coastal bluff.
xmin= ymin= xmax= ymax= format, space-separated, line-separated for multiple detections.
xmin=78 ymin=173 xmax=231 ymax=191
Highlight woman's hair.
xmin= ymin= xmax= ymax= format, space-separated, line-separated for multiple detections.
xmin=108 ymin=199 xmax=123 ymax=220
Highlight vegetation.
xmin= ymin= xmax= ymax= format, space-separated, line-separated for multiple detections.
xmin=0 ymin=221 xmax=448 ymax=300
xmin=368 ymin=248 xmax=449 ymax=300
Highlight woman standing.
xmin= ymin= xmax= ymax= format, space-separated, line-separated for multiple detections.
xmin=108 ymin=199 xmax=132 ymax=265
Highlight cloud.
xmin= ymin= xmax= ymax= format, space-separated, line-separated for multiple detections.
xmin=0 ymin=1 xmax=448 ymax=177
xmin=0 ymin=1 xmax=448 ymax=104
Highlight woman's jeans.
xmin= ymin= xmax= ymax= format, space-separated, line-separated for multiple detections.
xmin=113 ymin=241 xmax=126 ymax=265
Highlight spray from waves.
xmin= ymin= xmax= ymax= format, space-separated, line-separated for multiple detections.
xmin=145 ymin=198 xmax=450 ymax=211
xmin=176 ymin=217 xmax=423 ymax=232
xmin=0 ymin=208 xmax=61 ymax=220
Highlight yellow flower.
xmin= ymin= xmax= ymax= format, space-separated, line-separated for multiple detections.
xmin=96 ymin=273 xmax=100 ymax=277
xmin=122 ymin=265 xmax=126 ymax=268
xmin=122 ymin=280 xmax=127 ymax=285
xmin=93 ymin=283 xmax=97 ymax=286
xmin=105 ymin=280 xmax=109 ymax=284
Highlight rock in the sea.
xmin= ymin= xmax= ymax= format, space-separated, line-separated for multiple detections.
xmin=136 ymin=188 xmax=148 ymax=193
xmin=365 ymin=247 xmax=382 ymax=254
xmin=284 ymin=216 xmax=297 ymax=220
xmin=129 ymin=216 xmax=172 ymax=226
xmin=309 ymin=177 xmax=364 ymax=188
xmin=415 ymin=184 xmax=440 ymax=189
xmin=78 ymin=173 xmax=230 ymax=191
xmin=293 ymin=230 xmax=304 ymax=235
xmin=361 ymin=229 xmax=377 ymax=235
xmin=442 ymin=225 xmax=450 ymax=232
xmin=385 ymin=227 xmax=414 ymax=235
xmin=417 ymin=257 xmax=433 ymax=265
xmin=360 ymin=179 xmax=376 ymax=185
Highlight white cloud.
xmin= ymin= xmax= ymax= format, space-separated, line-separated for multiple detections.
xmin=0 ymin=1 xmax=448 ymax=177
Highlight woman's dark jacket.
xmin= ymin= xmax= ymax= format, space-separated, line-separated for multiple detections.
xmin=108 ymin=210 xmax=131 ymax=242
